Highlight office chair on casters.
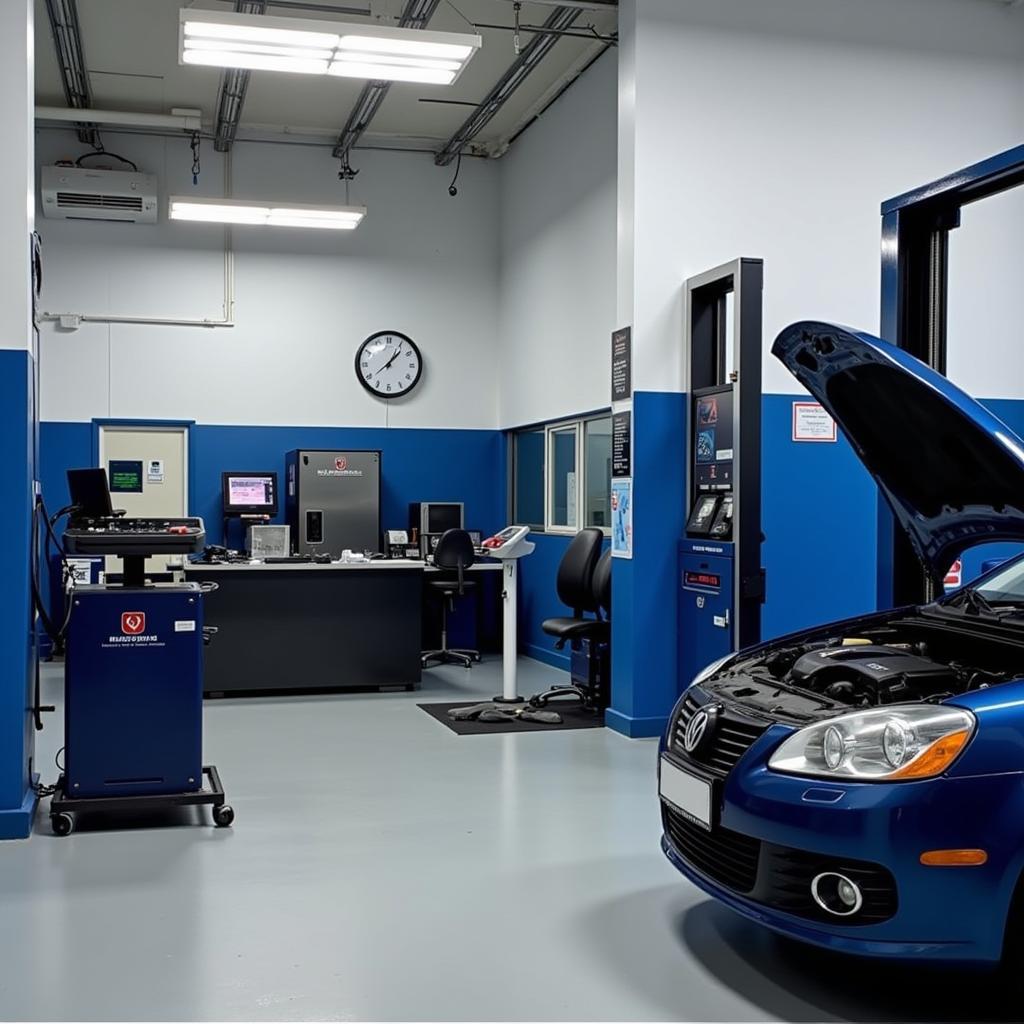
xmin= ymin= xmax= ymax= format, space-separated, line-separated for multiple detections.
xmin=530 ymin=532 xmax=611 ymax=711
xmin=422 ymin=529 xmax=481 ymax=670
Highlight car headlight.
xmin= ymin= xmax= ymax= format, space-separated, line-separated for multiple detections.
xmin=768 ymin=705 xmax=975 ymax=781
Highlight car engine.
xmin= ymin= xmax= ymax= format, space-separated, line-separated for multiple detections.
xmin=700 ymin=615 xmax=1022 ymax=721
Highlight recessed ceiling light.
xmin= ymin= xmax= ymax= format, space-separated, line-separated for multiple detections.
xmin=169 ymin=197 xmax=367 ymax=230
xmin=178 ymin=8 xmax=481 ymax=84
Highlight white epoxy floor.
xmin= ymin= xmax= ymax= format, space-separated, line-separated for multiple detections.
xmin=0 ymin=657 xmax=1013 ymax=1021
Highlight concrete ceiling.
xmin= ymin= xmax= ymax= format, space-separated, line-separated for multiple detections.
xmin=34 ymin=0 xmax=616 ymax=157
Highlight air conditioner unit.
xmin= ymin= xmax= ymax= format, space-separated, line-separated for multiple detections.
xmin=41 ymin=165 xmax=158 ymax=224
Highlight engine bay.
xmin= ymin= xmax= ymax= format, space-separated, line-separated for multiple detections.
xmin=700 ymin=613 xmax=1024 ymax=723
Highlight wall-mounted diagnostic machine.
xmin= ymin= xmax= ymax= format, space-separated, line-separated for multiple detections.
xmin=679 ymin=258 xmax=765 ymax=692
xmin=481 ymin=525 xmax=535 ymax=703
xmin=286 ymin=450 xmax=382 ymax=558
xmin=52 ymin=468 xmax=231 ymax=835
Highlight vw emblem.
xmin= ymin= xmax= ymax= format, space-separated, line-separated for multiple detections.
xmin=683 ymin=705 xmax=718 ymax=753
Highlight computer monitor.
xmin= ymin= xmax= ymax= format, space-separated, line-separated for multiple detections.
xmin=425 ymin=502 xmax=463 ymax=534
xmin=222 ymin=472 xmax=279 ymax=516
xmin=67 ymin=468 xmax=114 ymax=520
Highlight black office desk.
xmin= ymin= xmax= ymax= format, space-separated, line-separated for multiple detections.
xmin=186 ymin=561 xmax=425 ymax=696
xmin=184 ymin=560 xmax=501 ymax=697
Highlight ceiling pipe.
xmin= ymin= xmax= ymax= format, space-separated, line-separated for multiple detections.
xmin=43 ymin=0 xmax=98 ymax=146
xmin=212 ymin=0 xmax=269 ymax=154
xmin=434 ymin=5 xmax=580 ymax=167
xmin=331 ymin=0 xmax=443 ymax=165
xmin=266 ymin=0 xmax=371 ymax=12
xmin=493 ymin=0 xmax=616 ymax=9
xmin=36 ymin=106 xmax=203 ymax=131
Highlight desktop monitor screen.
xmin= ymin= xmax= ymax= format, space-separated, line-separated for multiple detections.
xmin=426 ymin=503 xmax=463 ymax=534
xmin=67 ymin=467 xmax=114 ymax=519
xmin=222 ymin=472 xmax=278 ymax=516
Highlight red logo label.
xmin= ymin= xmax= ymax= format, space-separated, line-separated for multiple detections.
xmin=121 ymin=612 xmax=146 ymax=635
xmin=335 ymin=457 xmax=347 ymax=471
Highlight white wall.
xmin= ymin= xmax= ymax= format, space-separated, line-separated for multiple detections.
xmin=947 ymin=185 xmax=1024 ymax=400
xmin=37 ymin=130 xmax=501 ymax=428
xmin=0 ymin=0 xmax=34 ymax=351
xmin=497 ymin=51 xmax=617 ymax=428
xmin=621 ymin=0 xmax=1024 ymax=396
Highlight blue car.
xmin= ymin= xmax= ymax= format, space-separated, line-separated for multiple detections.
xmin=660 ymin=320 xmax=1024 ymax=966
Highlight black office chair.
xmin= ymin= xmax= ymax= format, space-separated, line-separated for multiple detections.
xmin=422 ymin=529 xmax=481 ymax=670
xmin=531 ymin=532 xmax=611 ymax=710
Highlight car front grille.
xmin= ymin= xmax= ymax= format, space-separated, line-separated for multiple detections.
xmin=662 ymin=803 xmax=898 ymax=925
xmin=662 ymin=802 xmax=761 ymax=894
xmin=671 ymin=689 xmax=769 ymax=776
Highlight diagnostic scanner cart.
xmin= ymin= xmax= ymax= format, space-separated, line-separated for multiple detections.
xmin=51 ymin=506 xmax=232 ymax=836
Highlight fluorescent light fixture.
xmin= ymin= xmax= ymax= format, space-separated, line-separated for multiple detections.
xmin=179 ymin=8 xmax=481 ymax=84
xmin=169 ymin=197 xmax=366 ymax=230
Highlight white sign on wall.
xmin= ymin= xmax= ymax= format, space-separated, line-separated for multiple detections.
xmin=792 ymin=402 xmax=837 ymax=443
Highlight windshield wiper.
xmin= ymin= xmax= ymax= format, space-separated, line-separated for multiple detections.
xmin=944 ymin=588 xmax=998 ymax=617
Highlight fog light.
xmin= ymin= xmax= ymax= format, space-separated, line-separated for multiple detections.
xmin=811 ymin=871 xmax=863 ymax=916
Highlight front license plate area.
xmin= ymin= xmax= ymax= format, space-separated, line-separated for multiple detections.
xmin=660 ymin=756 xmax=714 ymax=831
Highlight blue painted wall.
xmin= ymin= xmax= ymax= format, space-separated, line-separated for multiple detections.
xmin=40 ymin=422 xmax=507 ymax=546
xmin=0 ymin=350 xmax=38 ymax=839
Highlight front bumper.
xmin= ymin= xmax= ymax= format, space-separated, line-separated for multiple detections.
xmin=660 ymin=732 xmax=1024 ymax=964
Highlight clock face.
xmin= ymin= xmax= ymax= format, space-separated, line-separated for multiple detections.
xmin=355 ymin=331 xmax=423 ymax=400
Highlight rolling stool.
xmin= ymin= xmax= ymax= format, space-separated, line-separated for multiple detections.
xmin=422 ymin=529 xmax=480 ymax=669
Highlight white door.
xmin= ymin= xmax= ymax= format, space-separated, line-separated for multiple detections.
xmin=98 ymin=424 xmax=188 ymax=574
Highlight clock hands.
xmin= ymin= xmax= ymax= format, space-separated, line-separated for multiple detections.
xmin=374 ymin=343 xmax=403 ymax=376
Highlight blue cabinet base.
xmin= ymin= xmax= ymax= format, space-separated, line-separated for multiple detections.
xmin=0 ymin=782 xmax=39 ymax=840
xmin=605 ymin=709 xmax=668 ymax=739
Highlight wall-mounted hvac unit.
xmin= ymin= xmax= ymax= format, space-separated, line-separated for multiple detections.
xmin=41 ymin=165 xmax=158 ymax=224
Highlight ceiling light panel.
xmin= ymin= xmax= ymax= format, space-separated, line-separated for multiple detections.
xmin=169 ymin=197 xmax=366 ymax=230
xmin=179 ymin=8 xmax=481 ymax=84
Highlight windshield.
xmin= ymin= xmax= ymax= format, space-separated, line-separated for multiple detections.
xmin=967 ymin=557 xmax=1024 ymax=605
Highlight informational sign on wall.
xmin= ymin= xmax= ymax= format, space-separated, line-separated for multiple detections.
xmin=611 ymin=326 xmax=632 ymax=401
xmin=108 ymin=459 xmax=143 ymax=493
xmin=611 ymin=477 xmax=633 ymax=559
xmin=792 ymin=401 xmax=837 ymax=442
xmin=147 ymin=458 xmax=165 ymax=484
xmin=612 ymin=411 xmax=632 ymax=477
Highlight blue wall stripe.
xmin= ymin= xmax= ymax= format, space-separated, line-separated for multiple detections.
xmin=609 ymin=391 xmax=688 ymax=738
xmin=0 ymin=350 xmax=37 ymax=839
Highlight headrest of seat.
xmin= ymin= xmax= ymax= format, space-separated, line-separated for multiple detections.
xmin=556 ymin=528 xmax=602 ymax=612
xmin=434 ymin=529 xmax=475 ymax=570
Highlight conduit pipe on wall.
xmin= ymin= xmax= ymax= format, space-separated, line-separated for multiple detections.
xmin=40 ymin=153 xmax=236 ymax=330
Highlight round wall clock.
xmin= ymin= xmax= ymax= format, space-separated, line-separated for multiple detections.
xmin=355 ymin=331 xmax=423 ymax=399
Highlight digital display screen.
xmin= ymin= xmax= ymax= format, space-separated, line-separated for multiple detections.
xmin=109 ymin=460 xmax=143 ymax=494
xmin=693 ymin=388 xmax=734 ymax=489
xmin=223 ymin=471 xmax=278 ymax=514
xmin=228 ymin=476 xmax=274 ymax=507
xmin=684 ymin=570 xmax=721 ymax=589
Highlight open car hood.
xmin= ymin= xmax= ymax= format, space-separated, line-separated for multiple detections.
xmin=772 ymin=321 xmax=1024 ymax=582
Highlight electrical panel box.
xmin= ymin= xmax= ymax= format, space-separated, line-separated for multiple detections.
xmin=285 ymin=450 xmax=382 ymax=558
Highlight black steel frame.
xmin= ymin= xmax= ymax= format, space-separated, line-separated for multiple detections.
xmin=684 ymin=257 xmax=764 ymax=649
xmin=878 ymin=143 xmax=1024 ymax=608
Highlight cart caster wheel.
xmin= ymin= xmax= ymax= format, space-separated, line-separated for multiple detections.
xmin=52 ymin=812 xmax=74 ymax=837
xmin=213 ymin=804 xmax=234 ymax=827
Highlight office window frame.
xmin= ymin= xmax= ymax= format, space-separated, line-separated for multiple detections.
xmin=545 ymin=421 xmax=582 ymax=535
xmin=510 ymin=426 xmax=546 ymax=530
xmin=510 ymin=410 xmax=612 ymax=537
